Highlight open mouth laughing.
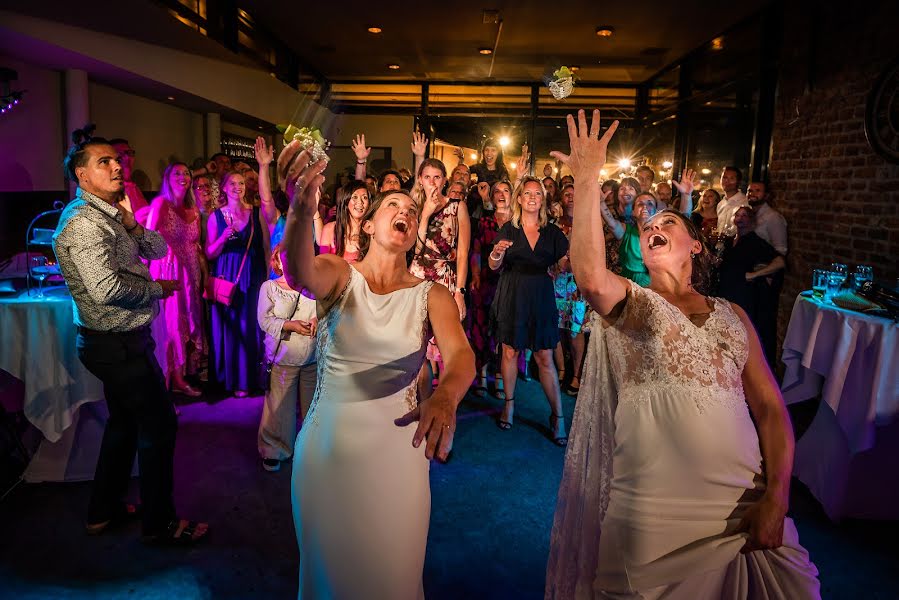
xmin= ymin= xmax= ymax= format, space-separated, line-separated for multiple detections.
xmin=648 ymin=233 xmax=668 ymax=250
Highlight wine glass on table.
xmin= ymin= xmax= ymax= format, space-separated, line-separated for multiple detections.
xmin=30 ymin=256 xmax=49 ymax=298
xmin=830 ymin=263 xmax=848 ymax=291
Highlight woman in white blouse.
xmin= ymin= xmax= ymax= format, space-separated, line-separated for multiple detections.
xmin=256 ymin=243 xmax=318 ymax=472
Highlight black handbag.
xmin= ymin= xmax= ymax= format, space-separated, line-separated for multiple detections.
xmin=259 ymin=293 xmax=302 ymax=392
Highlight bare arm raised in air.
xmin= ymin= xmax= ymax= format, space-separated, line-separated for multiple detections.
xmin=351 ymin=134 xmax=371 ymax=182
xmin=551 ymin=109 xmax=631 ymax=317
xmin=278 ymin=141 xmax=349 ymax=308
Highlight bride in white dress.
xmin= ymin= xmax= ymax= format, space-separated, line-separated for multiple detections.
xmin=544 ymin=110 xmax=820 ymax=599
xmin=277 ymin=142 xmax=475 ymax=599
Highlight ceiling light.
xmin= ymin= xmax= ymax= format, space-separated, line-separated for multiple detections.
xmin=618 ymin=158 xmax=631 ymax=169
xmin=569 ymin=66 xmax=580 ymax=73
xmin=701 ymin=168 xmax=711 ymax=175
xmin=367 ymin=26 xmax=382 ymax=34
xmin=596 ymin=26 xmax=614 ymax=37
xmin=600 ymin=169 xmax=607 ymax=177
xmin=167 ymin=96 xmax=175 ymax=101
xmin=478 ymin=47 xmax=493 ymax=55
xmin=662 ymin=161 xmax=673 ymax=169
xmin=470 ymin=153 xmax=478 ymax=160
xmin=498 ymin=136 xmax=510 ymax=148
xmin=387 ymin=64 xmax=400 ymax=70
xmin=711 ymin=37 xmax=724 ymax=51
xmin=510 ymin=163 xmax=516 ymax=170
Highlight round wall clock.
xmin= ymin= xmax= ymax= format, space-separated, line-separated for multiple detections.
xmin=865 ymin=55 xmax=899 ymax=164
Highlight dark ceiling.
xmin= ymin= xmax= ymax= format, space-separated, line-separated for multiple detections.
xmin=250 ymin=0 xmax=768 ymax=83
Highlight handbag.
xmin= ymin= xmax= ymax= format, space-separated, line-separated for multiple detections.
xmin=204 ymin=213 xmax=254 ymax=306
xmin=259 ymin=292 xmax=302 ymax=392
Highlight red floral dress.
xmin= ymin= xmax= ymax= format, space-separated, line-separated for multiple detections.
xmin=468 ymin=215 xmax=502 ymax=372
xmin=409 ymin=199 xmax=461 ymax=361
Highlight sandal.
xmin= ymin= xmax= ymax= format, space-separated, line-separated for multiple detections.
xmin=142 ymin=519 xmax=209 ymax=547
xmin=85 ymin=503 xmax=141 ymax=535
xmin=496 ymin=398 xmax=514 ymax=430
xmin=549 ymin=414 xmax=568 ymax=447
xmin=566 ymin=377 xmax=581 ymax=396
xmin=262 ymin=458 xmax=281 ymax=472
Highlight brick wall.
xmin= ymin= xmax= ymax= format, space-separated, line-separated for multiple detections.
xmin=769 ymin=0 xmax=899 ymax=349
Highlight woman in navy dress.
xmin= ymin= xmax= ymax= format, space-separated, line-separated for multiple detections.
xmin=489 ymin=176 xmax=569 ymax=445
xmin=205 ymin=171 xmax=269 ymax=396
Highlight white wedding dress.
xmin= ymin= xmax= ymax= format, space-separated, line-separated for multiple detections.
xmin=545 ymin=281 xmax=820 ymax=599
xmin=292 ymin=266 xmax=434 ymax=599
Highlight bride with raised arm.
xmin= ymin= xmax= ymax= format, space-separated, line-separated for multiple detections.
xmin=544 ymin=110 xmax=820 ymax=599
xmin=277 ymin=142 xmax=474 ymax=600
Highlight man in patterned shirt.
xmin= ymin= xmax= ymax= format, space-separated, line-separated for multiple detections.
xmin=53 ymin=134 xmax=208 ymax=545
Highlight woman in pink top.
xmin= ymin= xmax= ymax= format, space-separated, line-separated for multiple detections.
xmin=318 ymin=180 xmax=369 ymax=263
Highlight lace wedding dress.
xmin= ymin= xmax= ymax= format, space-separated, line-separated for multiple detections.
xmin=292 ymin=266 xmax=434 ymax=599
xmin=545 ymin=281 xmax=820 ymax=599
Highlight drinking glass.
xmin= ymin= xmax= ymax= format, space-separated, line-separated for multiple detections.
xmin=824 ymin=271 xmax=842 ymax=304
xmin=30 ymin=256 xmax=49 ymax=298
xmin=852 ymin=265 xmax=873 ymax=291
xmin=812 ymin=269 xmax=828 ymax=297
xmin=222 ymin=210 xmax=239 ymax=240
xmin=830 ymin=263 xmax=848 ymax=288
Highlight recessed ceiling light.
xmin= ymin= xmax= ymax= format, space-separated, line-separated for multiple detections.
xmin=166 ymin=96 xmax=175 ymax=101
xmin=470 ymin=153 xmax=478 ymax=160
xmin=596 ymin=26 xmax=614 ymax=37
xmin=701 ymin=168 xmax=712 ymax=175
xmin=478 ymin=47 xmax=492 ymax=55
xmin=711 ymin=37 xmax=724 ymax=51
xmin=367 ymin=26 xmax=382 ymax=34
xmin=569 ymin=66 xmax=580 ymax=72
xmin=387 ymin=64 xmax=400 ymax=70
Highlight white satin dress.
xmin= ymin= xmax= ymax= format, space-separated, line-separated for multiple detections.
xmin=292 ymin=266 xmax=434 ymax=599
xmin=546 ymin=281 xmax=820 ymax=599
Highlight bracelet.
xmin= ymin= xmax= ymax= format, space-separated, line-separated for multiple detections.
xmin=125 ymin=222 xmax=139 ymax=232
xmin=489 ymin=251 xmax=503 ymax=261
xmin=356 ymin=159 xmax=367 ymax=164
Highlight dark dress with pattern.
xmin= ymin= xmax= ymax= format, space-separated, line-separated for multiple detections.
xmin=491 ymin=221 xmax=569 ymax=351
xmin=209 ymin=207 xmax=267 ymax=392
xmin=468 ymin=215 xmax=503 ymax=372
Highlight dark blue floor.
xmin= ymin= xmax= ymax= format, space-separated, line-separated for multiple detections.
xmin=1 ymin=383 xmax=896 ymax=599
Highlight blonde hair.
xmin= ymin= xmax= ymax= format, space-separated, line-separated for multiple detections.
xmin=511 ymin=176 xmax=549 ymax=228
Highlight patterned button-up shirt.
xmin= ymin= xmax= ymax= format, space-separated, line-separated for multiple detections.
xmin=52 ymin=188 xmax=168 ymax=332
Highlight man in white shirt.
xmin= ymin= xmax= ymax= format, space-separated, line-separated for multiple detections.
xmin=715 ymin=166 xmax=747 ymax=236
xmin=747 ymin=181 xmax=787 ymax=255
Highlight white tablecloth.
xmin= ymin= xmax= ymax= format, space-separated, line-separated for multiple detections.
xmin=0 ymin=287 xmax=104 ymax=441
xmin=0 ymin=286 xmax=111 ymax=482
xmin=781 ymin=294 xmax=898 ymax=520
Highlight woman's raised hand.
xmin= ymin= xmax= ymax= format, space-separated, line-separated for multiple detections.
xmin=421 ymin=184 xmax=442 ymax=219
xmin=411 ymin=131 xmax=429 ymax=158
xmin=254 ymin=136 xmax=274 ymax=167
xmin=672 ymin=168 xmax=697 ymax=196
xmin=550 ymin=109 xmax=619 ymax=181
xmin=516 ymin=144 xmax=530 ymax=177
xmin=278 ymin=140 xmax=327 ymax=217
xmin=351 ymin=134 xmax=371 ymax=161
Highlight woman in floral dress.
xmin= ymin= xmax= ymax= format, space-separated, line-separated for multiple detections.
xmin=410 ymin=164 xmax=471 ymax=398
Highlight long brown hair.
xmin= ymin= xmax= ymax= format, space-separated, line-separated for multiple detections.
xmin=647 ymin=209 xmax=713 ymax=295
xmin=334 ymin=180 xmax=369 ymax=257
xmin=160 ymin=162 xmax=195 ymax=209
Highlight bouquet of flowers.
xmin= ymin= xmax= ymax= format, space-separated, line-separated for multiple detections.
xmin=277 ymin=124 xmax=331 ymax=163
xmin=548 ymin=66 xmax=575 ymax=100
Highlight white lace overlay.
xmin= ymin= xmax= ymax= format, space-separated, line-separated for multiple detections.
xmin=545 ymin=282 xmax=750 ymax=599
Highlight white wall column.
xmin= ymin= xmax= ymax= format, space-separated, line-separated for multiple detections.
xmin=64 ymin=69 xmax=89 ymax=194
xmin=205 ymin=112 xmax=220 ymax=158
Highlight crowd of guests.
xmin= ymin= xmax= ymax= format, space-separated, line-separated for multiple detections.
xmin=111 ymin=131 xmax=788 ymax=470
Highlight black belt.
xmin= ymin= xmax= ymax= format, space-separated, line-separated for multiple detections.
xmin=77 ymin=325 xmax=150 ymax=336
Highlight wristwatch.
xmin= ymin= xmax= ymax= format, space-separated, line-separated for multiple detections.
xmin=456 ymin=287 xmax=467 ymax=296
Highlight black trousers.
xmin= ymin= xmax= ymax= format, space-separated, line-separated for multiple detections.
xmin=76 ymin=326 xmax=177 ymax=535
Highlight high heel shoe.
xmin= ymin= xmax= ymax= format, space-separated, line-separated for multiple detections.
xmin=172 ymin=383 xmax=202 ymax=398
xmin=549 ymin=413 xmax=568 ymax=446
xmin=496 ymin=398 xmax=514 ymax=430
xmin=565 ymin=376 xmax=580 ymax=396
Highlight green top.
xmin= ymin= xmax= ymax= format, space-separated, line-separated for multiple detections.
xmin=618 ymin=223 xmax=650 ymax=286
